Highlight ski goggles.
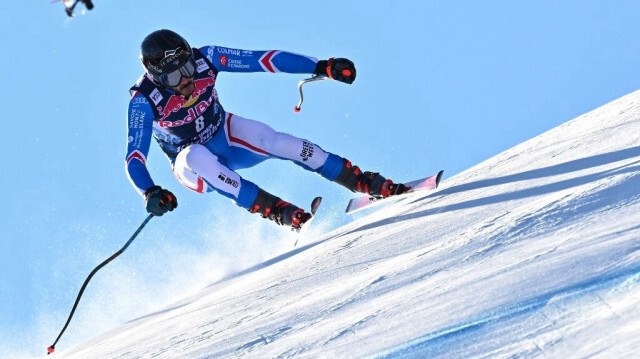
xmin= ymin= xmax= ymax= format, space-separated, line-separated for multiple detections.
xmin=155 ymin=57 xmax=197 ymax=87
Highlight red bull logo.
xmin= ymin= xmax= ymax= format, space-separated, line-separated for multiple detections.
xmin=158 ymin=95 xmax=215 ymax=128
xmin=157 ymin=95 xmax=186 ymax=122
xmin=157 ymin=71 xmax=217 ymax=126
xmin=192 ymin=73 xmax=216 ymax=99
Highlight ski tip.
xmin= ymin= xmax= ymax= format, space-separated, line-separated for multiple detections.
xmin=294 ymin=197 xmax=322 ymax=246
xmin=345 ymin=196 xmax=375 ymax=215
xmin=345 ymin=200 xmax=353 ymax=214
xmin=310 ymin=196 xmax=322 ymax=215
xmin=435 ymin=170 xmax=444 ymax=188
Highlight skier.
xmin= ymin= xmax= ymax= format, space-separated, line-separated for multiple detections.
xmin=63 ymin=0 xmax=94 ymax=17
xmin=126 ymin=29 xmax=408 ymax=231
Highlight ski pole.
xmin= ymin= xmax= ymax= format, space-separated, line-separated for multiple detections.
xmin=47 ymin=214 xmax=154 ymax=355
xmin=294 ymin=75 xmax=330 ymax=113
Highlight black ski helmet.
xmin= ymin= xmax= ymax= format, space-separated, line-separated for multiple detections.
xmin=140 ymin=29 xmax=193 ymax=83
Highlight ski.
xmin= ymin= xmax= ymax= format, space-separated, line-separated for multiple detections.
xmin=294 ymin=196 xmax=322 ymax=246
xmin=345 ymin=170 xmax=444 ymax=214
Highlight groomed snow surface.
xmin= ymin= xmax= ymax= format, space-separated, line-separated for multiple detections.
xmin=63 ymin=91 xmax=640 ymax=358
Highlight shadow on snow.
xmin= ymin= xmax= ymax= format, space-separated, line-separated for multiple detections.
xmin=375 ymin=263 xmax=640 ymax=358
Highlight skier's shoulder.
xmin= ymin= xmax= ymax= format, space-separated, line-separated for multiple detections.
xmin=197 ymin=44 xmax=236 ymax=54
xmin=197 ymin=44 xmax=253 ymax=59
xmin=129 ymin=74 xmax=163 ymax=114
xmin=129 ymin=73 xmax=156 ymax=97
xmin=129 ymin=81 xmax=150 ymax=106
xmin=130 ymin=92 xmax=150 ymax=106
xmin=197 ymin=45 xmax=216 ymax=63
xmin=128 ymin=83 xmax=154 ymax=121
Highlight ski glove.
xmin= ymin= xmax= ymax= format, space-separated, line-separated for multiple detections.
xmin=144 ymin=186 xmax=178 ymax=216
xmin=314 ymin=58 xmax=356 ymax=84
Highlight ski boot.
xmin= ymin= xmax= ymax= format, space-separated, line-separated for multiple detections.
xmin=333 ymin=158 xmax=409 ymax=198
xmin=248 ymin=189 xmax=313 ymax=232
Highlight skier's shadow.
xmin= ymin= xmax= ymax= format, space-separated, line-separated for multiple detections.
xmin=345 ymin=145 xmax=640 ymax=235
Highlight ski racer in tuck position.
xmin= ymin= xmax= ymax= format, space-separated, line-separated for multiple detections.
xmin=126 ymin=29 xmax=408 ymax=231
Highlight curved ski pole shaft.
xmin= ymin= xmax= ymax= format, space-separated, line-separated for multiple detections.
xmin=294 ymin=75 xmax=329 ymax=113
xmin=47 ymin=214 xmax=154 ymax=355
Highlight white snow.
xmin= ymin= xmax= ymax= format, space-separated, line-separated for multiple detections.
xmin=61 ymin=91 xmax=640 ymax=358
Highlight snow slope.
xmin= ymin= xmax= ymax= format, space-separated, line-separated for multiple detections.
xmin=62 ymin=91 xmax=640 ymax=358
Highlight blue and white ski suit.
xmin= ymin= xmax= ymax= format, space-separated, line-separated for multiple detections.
xmin=126 ymin=46 xmax=344 ymax=208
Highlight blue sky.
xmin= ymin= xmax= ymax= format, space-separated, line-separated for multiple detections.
xmin=2 ymin=1 xmax=640 ymax=357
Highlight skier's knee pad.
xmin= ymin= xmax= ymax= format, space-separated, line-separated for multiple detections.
xmin=175 ymin=144 xmax=217 ymax=172
xmin=175 ymin=144 xmax=243 ymax=199
xmin=173 ymin=145 xmax=214 ymax=193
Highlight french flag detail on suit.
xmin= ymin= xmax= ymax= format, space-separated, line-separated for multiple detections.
xmin=126 ymin=150 xmax=147 ymax=165
xmin=185 ymin=177 xmax=206 ymax=193
xmin=259 ymin=51 xmax=281 ymax=73
xmin=224 ymin=113 xmax=269 ymax=156
xmin=173 ymin=169 xmax=207 ymax=193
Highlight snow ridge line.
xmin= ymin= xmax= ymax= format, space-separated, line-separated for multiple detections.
xmin=371 ymin=264 xmax=640 ymax=358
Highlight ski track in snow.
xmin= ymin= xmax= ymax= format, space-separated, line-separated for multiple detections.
xmin=60 ymin=92 xmax=640 ymax=358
